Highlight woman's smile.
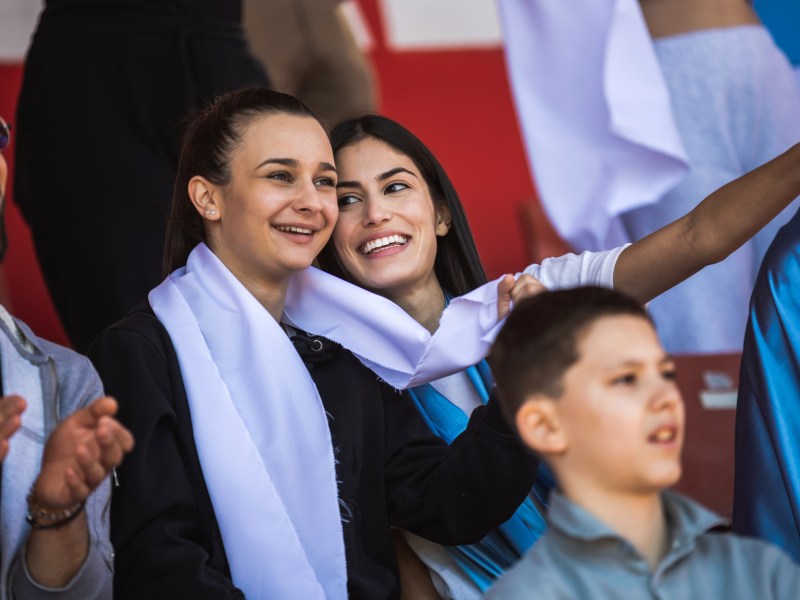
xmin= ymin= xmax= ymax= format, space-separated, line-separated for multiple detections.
xmin=358 ymin=233 xmax=411 ymax=256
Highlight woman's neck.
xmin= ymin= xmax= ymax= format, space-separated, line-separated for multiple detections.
xmin=227 ymin=265 xmax=289 ymax=322
xmin=208 ymin=242 xmax=290 ymax=322
xmin=381 ymin=276 xmax=446 ymax=334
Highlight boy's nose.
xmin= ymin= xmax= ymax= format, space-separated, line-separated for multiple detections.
xmin=652 ymin=380 xmax=683 ymax=412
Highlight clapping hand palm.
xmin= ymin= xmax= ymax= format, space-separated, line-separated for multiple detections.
xmin=31 ymin=396 xmax=134 ymax=509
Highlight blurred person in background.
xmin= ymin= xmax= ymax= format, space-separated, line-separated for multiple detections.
xmin=243 ymin=0 xmax=376 ymax=128
xmin=501 ymin=0 xmax=800 ymax=355
xmin=14 ymin=0 xmax=269 ymax=353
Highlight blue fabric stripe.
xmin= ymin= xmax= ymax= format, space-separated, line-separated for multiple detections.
xmin=406 ymin=360 xmax=549 ymax=591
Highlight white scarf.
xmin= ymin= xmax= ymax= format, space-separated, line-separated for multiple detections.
xmin=149 ymin=244 xmax=346 ymax=600
xmin=283 ymin=266 xmax=506 ymax=389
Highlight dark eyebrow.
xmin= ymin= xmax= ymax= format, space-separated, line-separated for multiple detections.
xmin=255 ymin=158 xmax=298 ymax=170
xmin=337 ymin=180 xmax=360 ymax=189
xmin=337 ymin=166 xmax=416 ymax=189
xmin=254 ymin=158 xmax=337 ymax=174
xmin=377 ymin=167 xmax=416 ymax=182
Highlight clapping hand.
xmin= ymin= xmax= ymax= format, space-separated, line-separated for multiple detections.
xmin=30 ymin=396 xmax=134 ymax=510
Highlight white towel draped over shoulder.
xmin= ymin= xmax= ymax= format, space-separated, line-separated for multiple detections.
xmin=284 ymin=267 xmax=504 ymax=388
xmin=149 ymin=244 xmax=346 ymax=600
xmin=498 ymin=0 xmax=689 ymax=251
xmin=283 ymin=248 xmax=624 ymax=389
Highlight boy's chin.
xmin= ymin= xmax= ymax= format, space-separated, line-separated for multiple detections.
xmin=642 ymin=465 xmax=683 ymax=492
xmin=621 ymin=462 xmax=682 ymax=495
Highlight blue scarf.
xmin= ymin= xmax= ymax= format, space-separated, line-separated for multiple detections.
xmin=406 ymin=360 xmax=552 ymax=591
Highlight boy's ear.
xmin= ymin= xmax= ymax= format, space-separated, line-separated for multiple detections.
xmin=515 ymin=396 xmax=568 ymax=456
xmin=188 ymin=175 xmax=221 ymax=221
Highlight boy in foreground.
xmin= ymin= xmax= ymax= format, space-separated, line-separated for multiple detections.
xmin=486 ymin=286 xmax=799 ymax=599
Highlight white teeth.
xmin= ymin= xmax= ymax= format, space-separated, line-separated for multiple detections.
xmin=360 ymin=235 xmax=409 ymax=254
xmin=275 ymin=225 xmax=313 ymax=235
xmin=652 ymin=428 xmax=674 ymax=442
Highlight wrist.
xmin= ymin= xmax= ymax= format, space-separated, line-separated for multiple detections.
xmin=26 ymin=492 xmax=85 ymax=530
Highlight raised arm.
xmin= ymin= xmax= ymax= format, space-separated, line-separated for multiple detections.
xmin=615 ymin=143 xmax=800 ymax=304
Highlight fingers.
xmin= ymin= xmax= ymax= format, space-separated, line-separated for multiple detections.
xmin=497 ymin=274 xmax=547 ymax=320
xmin=0 ymin=413 xmax=22 ymax=443
xmin=96 ymin=413 xmax=134 ymax=448
xmin=35 ymin=399 xmax=133 ymax=504
xmin=0 ymin=395 xmax=27 ymax=447
xmin=95 ymin=417 xmax=134 ymax=469
xmin=510 ymin=274 xmax=547 ymax=304
xmin=75 ymin=417 xmax=132 ymax=480
xmin=496 ymin=274 xmax=516 ymax=320
xmin=497 ymin=273 xmax=515 ymax=298
xmin=86 ymin=396 xmax=119 ymax=422
xmin=57 ymin=423 xmax=133 ymax=504
xmin=70 ymin=396 xmax=118 ymax=430
xmin=0 ymin=395 xmax=27 ymax=416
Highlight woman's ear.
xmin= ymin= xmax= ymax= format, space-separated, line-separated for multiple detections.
xmin=188 ymin=176 xmax=221 ymax=221
xmin=435 ymin=203 xmax=452 ymax=237
xmin=515 ymin=397 xmax=568 ymax=456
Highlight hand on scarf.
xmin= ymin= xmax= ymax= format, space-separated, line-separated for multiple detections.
xmin=30 ymin=396 xmax=134 ymax=509
xmin=0 ymin=395 xmax=26 ymax=462
xmin=497 ymin=274 xmax=547 ymax=320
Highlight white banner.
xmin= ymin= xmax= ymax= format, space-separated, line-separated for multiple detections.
xmin=380 ymin=0 xmax=502 ymax=50
xmin=498 ymin=0 xmax=689 ymax=251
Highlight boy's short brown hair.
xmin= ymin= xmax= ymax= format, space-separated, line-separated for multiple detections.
xmin=490 ymin=286 xmax=649 ymax=425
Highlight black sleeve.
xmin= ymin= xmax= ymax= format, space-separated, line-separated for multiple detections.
xmin=382 ymin=385 xmax=539 ymax=546
xmin=89 ymin=314 xmax=244 ymax=600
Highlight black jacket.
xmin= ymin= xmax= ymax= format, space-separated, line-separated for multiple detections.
xmin=89 ymin=304 xmax=537 ymax=599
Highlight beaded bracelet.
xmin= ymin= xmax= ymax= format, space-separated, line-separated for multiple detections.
xmin=25 ymin=493 xmax=85 ymax=530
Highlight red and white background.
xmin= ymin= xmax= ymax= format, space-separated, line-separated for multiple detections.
xmin=0 ymin=0 xmax=555 ymax=346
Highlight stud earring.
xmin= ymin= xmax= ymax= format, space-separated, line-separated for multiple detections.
xmin=205 ymin=208 xmax=217 ymax=216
